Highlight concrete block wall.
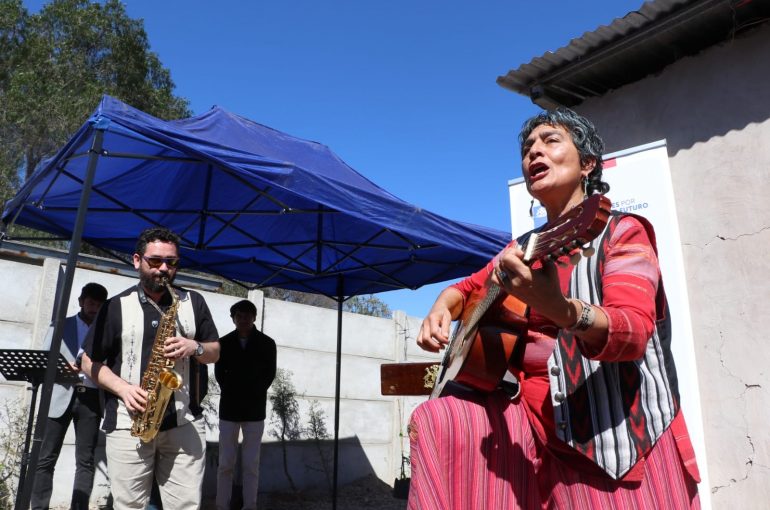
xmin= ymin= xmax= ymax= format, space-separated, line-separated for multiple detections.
xmin=0 ymin=248 xmax=438 ymax=507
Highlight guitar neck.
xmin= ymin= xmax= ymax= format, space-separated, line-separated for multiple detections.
xmin=379 ymin=195 xmax=612 ymax=400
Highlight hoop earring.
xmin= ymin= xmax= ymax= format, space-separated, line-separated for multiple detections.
xmin=529 ymin=199 xmax=534 ymax=217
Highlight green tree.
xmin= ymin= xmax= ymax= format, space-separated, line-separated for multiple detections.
xmin=0 ymin=0 xmax=190 ymax=206
xmin=0 ymin=0 xmax=397 ymax=321
xmin=305 ymin=400 xmax=332 ymax=490
xmin=205 ymin=284 xmax=392 ymax=319
xmin=263 ymin=287 xmax=339 ymax=310
xmin=0 ymin=398 xmax=26 ymax=509
xmin=263 ymin=287 xmax=392 ymax=318
xmin=345 ymin=293 xmax=392 ymax=318
xmin=269 ymin=368 xmax=302 ymax=492
xmin=0 ymin=0 xmax=25 ymax=206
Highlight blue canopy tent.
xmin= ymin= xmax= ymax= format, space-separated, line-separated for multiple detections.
xmin=2 ymin=96 xmax=510 ymax=507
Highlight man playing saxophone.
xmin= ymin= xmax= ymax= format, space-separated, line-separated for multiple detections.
xmin=81 ymin=227 xmax=220 ymax=509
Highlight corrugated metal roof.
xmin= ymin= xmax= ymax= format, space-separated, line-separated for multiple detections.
xmin=497 ymin=0 xmax=770 ymax=108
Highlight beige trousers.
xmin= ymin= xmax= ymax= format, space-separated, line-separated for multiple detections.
xmin=105 ymin=418 xmax=206 ymax=509
xmin=216 ymin=420 xmax=265 ymax=510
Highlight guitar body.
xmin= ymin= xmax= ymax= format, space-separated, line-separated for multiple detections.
xmin=380 ymin=194 xmax=612 ymax=399
xmin=429 ymin=290 xmax=527 ymax=398
xmin=380 ymin=292 xmax=527 ymax=397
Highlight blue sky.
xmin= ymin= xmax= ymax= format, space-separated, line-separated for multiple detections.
xmin=27 ymin=0 xmax=646 ymax=316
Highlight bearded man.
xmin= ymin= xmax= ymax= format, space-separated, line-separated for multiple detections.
xmin=81 ymin=227 xmax=220 ymax=509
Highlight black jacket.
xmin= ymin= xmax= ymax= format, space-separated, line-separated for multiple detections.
xmin=215 ymin=326 xmax=277 ymax=421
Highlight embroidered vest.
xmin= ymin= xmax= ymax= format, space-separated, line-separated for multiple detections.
xmin=544 ymin=213 xmax=680 ymax=479
xmin=115 ymin=287 xmax=199 ymax=430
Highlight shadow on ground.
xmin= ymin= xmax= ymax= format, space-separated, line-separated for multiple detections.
xmin=201 ymin=475 xmax=408 ymax=510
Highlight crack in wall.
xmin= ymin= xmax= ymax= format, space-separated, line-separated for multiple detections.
xmin=704 ymin=225 xmax=770 ymax=246
xmin=394 ymin=314 xmax=414 ymax=361
xmin=710 ymin=330 xmax=760 ymax=495
xmin=0 ymin=318 xmax=32 ymax=326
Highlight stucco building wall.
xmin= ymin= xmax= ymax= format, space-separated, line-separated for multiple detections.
xmin=575 ymin=22 xmax=770 ymax=507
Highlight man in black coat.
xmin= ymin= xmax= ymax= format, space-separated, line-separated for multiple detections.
xmin=215 ymin=299 xmax=277 ymax=510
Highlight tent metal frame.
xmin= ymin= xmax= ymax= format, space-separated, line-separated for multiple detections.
xmin=5 ymin=137 xmax=425 ymax=510
xmin=4 ymin=98 xmax=508 ymax=509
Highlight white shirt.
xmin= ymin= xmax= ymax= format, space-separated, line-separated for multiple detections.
xmin=75 ymin=314 xmax=98 ymax=389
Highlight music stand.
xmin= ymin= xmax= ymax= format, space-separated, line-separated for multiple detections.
xmin=0 ymin=349 xmax=80 ymax=507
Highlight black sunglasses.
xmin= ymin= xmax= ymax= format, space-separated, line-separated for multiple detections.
xmin=142 ymin=256 xmax=180 ymax=269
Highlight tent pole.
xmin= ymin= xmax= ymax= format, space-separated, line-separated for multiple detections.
xmin=15 ymin=129 xmax=105 ymax=510
xmin=332 ymin=275 xmax=343 ymax=510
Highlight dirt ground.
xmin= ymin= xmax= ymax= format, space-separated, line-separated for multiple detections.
xmin=43 ymin=474 xmax=408 ymax=509
xmin=261 ymin=475 xmax=408 ymax=510
xmin=203 ymin=475 xmax=409 ymax=510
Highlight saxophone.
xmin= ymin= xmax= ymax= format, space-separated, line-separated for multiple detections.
xmin=130 ymin=277 xmax=183 ymax=442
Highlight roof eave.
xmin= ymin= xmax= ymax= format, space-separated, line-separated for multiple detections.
xmin=498 ymin=0 xmax=770 ymax=108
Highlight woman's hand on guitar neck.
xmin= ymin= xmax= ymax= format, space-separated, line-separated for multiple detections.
xmin=494 ymin=246 xmax=574 ymax=328
xmin=417 ymin=287 xmax=464 ymax=353
xmin=494 ymin=246 xmax=610 ymax=350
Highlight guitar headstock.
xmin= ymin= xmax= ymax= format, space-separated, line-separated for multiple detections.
xmin=522 ymin=194 xmax=611 ymax=265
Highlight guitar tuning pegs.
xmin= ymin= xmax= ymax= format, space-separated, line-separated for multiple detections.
xmin=582 ymin=243 xmax=595 ymax=258
xmin=569 ymin=252 xmax=582 ymax=265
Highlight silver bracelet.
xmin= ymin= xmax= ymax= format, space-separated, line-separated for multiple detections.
xmin=569 ymin=299 xmax=595 ymax=331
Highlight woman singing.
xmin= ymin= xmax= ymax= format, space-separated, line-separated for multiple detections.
xmin=408 ymin=109 xmax=701 ymax=509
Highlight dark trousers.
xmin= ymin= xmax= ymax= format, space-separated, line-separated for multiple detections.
xmin=31 ymin=387 xmax=101 ymax=510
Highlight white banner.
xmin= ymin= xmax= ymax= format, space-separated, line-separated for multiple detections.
xmin=508 ymin=140 xmax=710 ymax=508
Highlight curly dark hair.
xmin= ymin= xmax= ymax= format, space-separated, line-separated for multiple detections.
xmin=135 ymin=227 xmax=180 ymax=255
xmin=518 ymin=108 xmax=610 ymax=196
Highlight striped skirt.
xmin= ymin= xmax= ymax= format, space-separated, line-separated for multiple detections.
xmin=407 ymin=390 xmax=700 ymax=510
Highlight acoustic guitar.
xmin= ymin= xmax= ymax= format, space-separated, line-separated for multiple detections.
xmin=380 ymin=194 xmax=612 ymax=398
